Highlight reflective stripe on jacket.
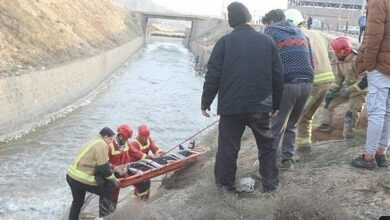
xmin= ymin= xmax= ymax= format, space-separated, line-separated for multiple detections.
xmin=128 ymin=138 xmax=161 ymax=161
xmin=109 ymin=140 xmax=130 ymax=167
xmin=313 ymin=71 xmax=335 ymax=85
xmin=301 ymin=28 xmax=334 ymax=85
xmin=330 ymin=53 xmax=367 ymax=96
xmin=67 ymin=138 xmax=114 ymax=185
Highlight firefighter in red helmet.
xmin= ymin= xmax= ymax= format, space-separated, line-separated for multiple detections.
xmin=317 ymin=37 xmax=367 ymax=139
xmin=128 ymin=124 xmax=165 ymax=201
xmin=130 ymin=124 xmax=165 ymax=159
xmin=109 ymin=124 xmax=133 ymax=166
xmin=108 ymin=124 xmax=133 ymax=209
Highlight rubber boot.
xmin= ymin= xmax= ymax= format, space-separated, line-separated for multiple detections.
xmin=297 ymin=137 xmax=311 ymax=149
xmin=138 ymin=193 xmax=150 ymax=201
xmin=343 ymin=111 xmax=355 ymax=139
xmin=135 ymin=190 xmax=150 ymax=201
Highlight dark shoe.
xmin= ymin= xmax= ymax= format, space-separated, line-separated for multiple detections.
xmin=317 ymin=124 xmax=331 ymax=132
xmin=263 ymin=183 xmax=281 ymax=195
xmin=376 ymin=154 xmax=389 ymax=167
xmin=263 ymin=185 xmax=278 ymax=192
xmin=279 ymin=160 xmax=294 ymax=171
xmin=352 ymin=154 xmax=377 ymax=170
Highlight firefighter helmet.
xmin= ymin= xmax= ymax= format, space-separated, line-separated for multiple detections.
xmin=285 ymin=9 xmax=305 ymax=26
xmin=117 ymin=124 xmax=133 ymax=139
xmin=331 ymin=37 xmax=354 ymax=57
xmin=138 ymin=124 xmax=150 ymax=138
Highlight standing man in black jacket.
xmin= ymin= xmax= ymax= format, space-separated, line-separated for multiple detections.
xmin=201 ymin=2 xmax=284 ymax=193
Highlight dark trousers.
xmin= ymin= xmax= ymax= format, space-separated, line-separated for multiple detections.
xmin=359 ymin=26 xmax=365 ymax=43
xmin=66 ymin=175 xmax=115 ymax=220
xmin=214 ymin=113 xmax=278 ymax=192
xmin=272 ymin=83 xmax=313 ymax=162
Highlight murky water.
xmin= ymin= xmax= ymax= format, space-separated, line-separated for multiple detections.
xmin=0 ymin=40 xmax=217 ymax=219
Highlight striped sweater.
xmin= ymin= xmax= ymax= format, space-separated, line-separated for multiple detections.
xmin=264 ymin=21 xmax=314 ymax=83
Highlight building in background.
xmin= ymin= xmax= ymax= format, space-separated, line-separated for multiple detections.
xmin=288 ymin=0 xmax=367 ymax=33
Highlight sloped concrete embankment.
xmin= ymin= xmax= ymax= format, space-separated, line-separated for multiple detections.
xmin=0 ymin=37 xmax=144 ymax=141
xmin=189 ymin=19 xmax=231 ymax=72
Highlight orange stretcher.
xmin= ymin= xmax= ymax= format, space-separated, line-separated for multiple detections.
xmin=114 ymin=146 xmax=208 ymax=188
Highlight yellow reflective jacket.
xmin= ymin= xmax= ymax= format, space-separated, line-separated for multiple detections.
xmin=67 ymin=137 xmax=115 ymax=186
xmin=301 ymin=28 xmax=335 ymax=85
xmin=329 ymin=52 xmax=367 ymax=97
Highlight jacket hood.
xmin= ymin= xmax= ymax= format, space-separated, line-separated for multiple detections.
xmin=267 ymin=21 xmax=298 ymax=35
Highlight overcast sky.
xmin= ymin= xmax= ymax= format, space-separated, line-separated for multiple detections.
xmin=152 ymin=0 xmax=288 ymax=18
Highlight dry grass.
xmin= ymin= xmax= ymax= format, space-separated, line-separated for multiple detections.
xmin=274 ymin=189 xmax=350 ymax=220
xmin=0 ymin=0 xmax=142 ymax=73
xmin=107 ymin=171 xmax=350 ymax=220
xmin=106 ymin=127 xmax=390 ymax=220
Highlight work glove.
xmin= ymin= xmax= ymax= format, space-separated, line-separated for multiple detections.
xmin=325 ymin=90 xmax=335 ymax=101
xmin=324 ymin=90 xmax=335 ymax=109
xmin=357 ymin=75 xmax=368 ymax=90
xmin=339 ymin=87 xmax=352 ymax=98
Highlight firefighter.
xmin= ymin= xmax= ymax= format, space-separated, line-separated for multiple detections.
xmin=284 ymin=9 xmax=335 ymax=150
xmin=128 ymin=124 xmax=165 ymax=200
xmin=317 ymin=37 xmax=367 ymax=139
xmin=108 ymin=124 xmax=133 ymax=210
xmin=66 ymin=127 xmax=119 ymax=220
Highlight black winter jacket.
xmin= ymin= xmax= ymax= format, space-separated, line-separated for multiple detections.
xmin=201 ymin=24 xmax=284 ymax=115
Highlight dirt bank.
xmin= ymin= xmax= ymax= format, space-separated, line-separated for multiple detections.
xmin=109 ymin=127 xmax=389 ymax=220
xmin=0 ymin=0 xmax=142 ymax=75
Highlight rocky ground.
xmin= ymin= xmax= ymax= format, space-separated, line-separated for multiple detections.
xmin=0 ymin=0 xmax=142 ymax=76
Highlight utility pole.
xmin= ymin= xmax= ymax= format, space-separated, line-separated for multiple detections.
xmin=221 ymin=0 xmax=227 ymax=19
xmin=361 ymin=0 xmax=366 ymax=14
xmin=337 ymin=0 xmax=343 ymax=32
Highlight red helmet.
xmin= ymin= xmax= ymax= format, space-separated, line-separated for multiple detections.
xmin=117 ymin=124 xmax=133 ymax=139
xmin=331 ymin=37 xmax=353 ymax=57
xmin=138 ymin=124 xmax=150 ymax=138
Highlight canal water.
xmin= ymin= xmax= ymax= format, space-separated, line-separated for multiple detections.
xmin=0 ymin=39 xmax=217 ymax=219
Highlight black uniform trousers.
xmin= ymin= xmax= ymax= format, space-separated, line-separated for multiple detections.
xmin=214 ymin=113 xmax=279 ymax=192
xmin=66 ymin=174 xmax=115 ymax=220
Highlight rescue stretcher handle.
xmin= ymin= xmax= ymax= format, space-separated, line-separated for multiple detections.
xmin=164 ymin=119 xmax=219 ymax=155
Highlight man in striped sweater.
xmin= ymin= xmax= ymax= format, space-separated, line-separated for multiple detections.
xmin=262 ymin=9 xmax=314 ymax=170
